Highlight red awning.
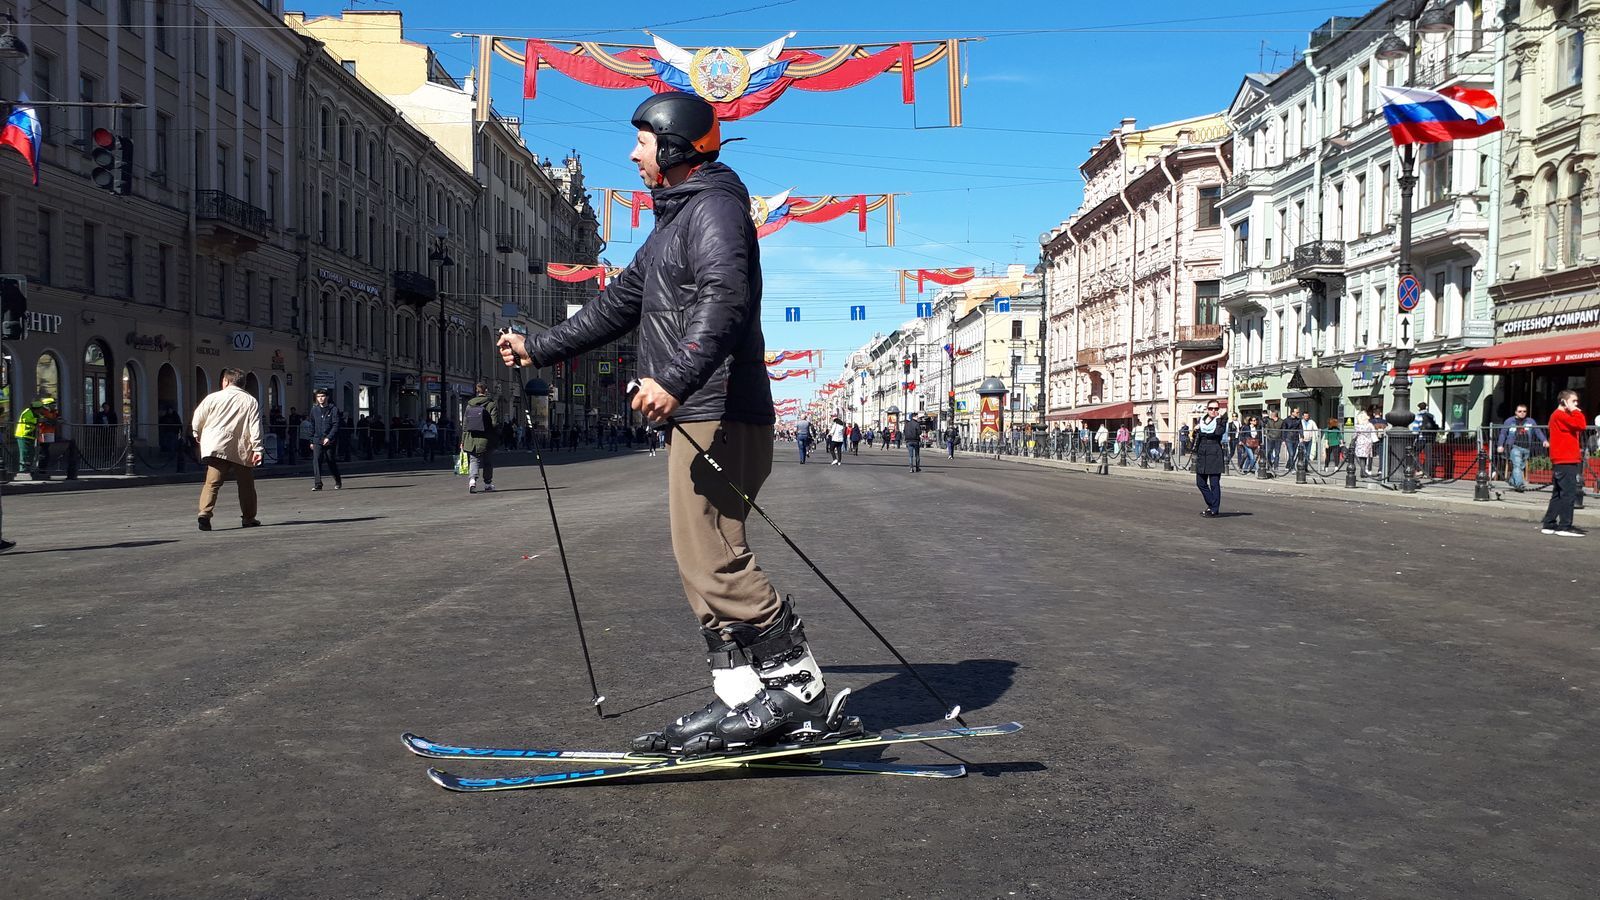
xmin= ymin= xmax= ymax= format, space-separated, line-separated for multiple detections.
xmin=1404 ymin=331 xmax=1600 ymax=375
xmin=1045 ymin=400 xmax=1135 ymax=422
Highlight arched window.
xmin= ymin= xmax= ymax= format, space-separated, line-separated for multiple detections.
xmin=121 ymin=361 xmax=139 ymax=425
xmin=320 ymin=290 xmax=333 ymax=342
xmin=1567 ymin=169 xmax=1586 ymax=266
xmin=320 ymin=106 xmax=332 ymax=157
xmin=354 ymin=300 xmax=366 ymax=349
xmin=83 ymin=340 xmax=112 ymax=421
xmin=1544 ymin=169 xmax=1561 ymax=268
xmin=369 ymin=138 xmax=379 ymax=180
xmin=354 ymin=126 xmax=365 ymax=172
xmin=36 ymin=352 xmax=62 ymax=409
xmin=340 ymin=295 xmax=353 ymax=344
xmin=372 ymin=305 xmax=386 ymax=354
xmin=338 ymin=116 xmax=350 ymax=163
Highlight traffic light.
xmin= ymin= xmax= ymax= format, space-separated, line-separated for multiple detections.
xmin=1 ymin=275 xmax=27 ymax=340
xmin=89 ymin=128 xmax=132 ymax=195
xmin=902 ymin=357 xmax=911 ymax=376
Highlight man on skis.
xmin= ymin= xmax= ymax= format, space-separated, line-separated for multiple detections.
xmin=497 ymin=93 xmax=846 ymax=755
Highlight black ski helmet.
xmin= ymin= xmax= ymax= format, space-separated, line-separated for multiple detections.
xmin=631 ymin=92 xmax=722 ymax=172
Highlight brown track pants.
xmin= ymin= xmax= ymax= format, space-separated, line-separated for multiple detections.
xmin=667 ymin=420 xmax=782 ymax=631
xmin=198 ymin=457 xmax=258 ymax=521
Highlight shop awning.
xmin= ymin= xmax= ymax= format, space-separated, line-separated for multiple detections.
xmin=1288 ymin=366 xmax=1343 ymax=390
xmin=1045 ymin=400 xmax=1135 ymax=422
xmin=1403 ymin=331 xmax=1600 ymax=375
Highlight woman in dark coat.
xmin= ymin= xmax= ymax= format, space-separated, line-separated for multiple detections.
xmin=1191 ymin=401 xmax=1228 ymax=517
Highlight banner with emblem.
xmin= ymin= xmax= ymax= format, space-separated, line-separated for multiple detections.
xmin=546 ymin=263 xmax=624 ymax=289
xmin=897 ymin=267 xmax=976 ymax=303
xmin=484 ymin=33 xmax=969 ymax=124
xmin=600 ymin=188 xmax=897 ymax=245
xmin=765 ymin=349 xmax=818 ymax=366
xmin=767 ymin=368 xmax=815 ymax=382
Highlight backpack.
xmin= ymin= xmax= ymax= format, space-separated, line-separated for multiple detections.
xmin=463 ymin=403 xmax=489 ymax=433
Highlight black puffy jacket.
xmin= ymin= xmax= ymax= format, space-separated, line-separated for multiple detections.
xmin=522 ymin=163 xmax=773 ymax=425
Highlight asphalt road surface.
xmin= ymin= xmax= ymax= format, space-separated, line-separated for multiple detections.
xmin=3 ymin=444 xmax=1596 ymax=898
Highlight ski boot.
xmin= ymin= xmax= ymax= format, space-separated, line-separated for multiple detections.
xmin=633 ymin=598 xmax=859 ymax=756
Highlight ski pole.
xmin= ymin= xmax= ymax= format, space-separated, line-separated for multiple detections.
xmin=512 ymin=354 xmax=605 ymax=717
xmin=628 ymin=381 xmax=967 ymax=727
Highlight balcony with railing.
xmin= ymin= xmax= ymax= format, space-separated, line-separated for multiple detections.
xmin=1174 ymin=323 xmax=1224 ymax=350
xmin=1218 ymin=168 xmax=1273 ymax=202
xmin=495 ymin=232 xmax=517 ymax=253
xmin=1290 ymin=240 xmax=1344 ymax=280
xmin=195 ymin=190 xmax=269 ymax=253
xmin=1220 ymin=267 xmax=1270 ymax=312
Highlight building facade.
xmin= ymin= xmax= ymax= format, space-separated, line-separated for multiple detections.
xmin=1042 ymin=114 xmax=1232 ymax=438
xmin=1219 ymin=5 xmax=1502 ymax=430
xmin=1 ymin=0 xmax=304 ymax=448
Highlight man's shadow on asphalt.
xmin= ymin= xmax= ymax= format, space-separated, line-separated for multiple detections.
xmin=4 ymin=539 xmax=180 ymax=555
xmin=262 ymin=516 xmax=386 ymax=527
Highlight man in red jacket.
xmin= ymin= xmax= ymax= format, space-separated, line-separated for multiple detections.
xmin=1541 ymin=390 xmax=1588 ymax=537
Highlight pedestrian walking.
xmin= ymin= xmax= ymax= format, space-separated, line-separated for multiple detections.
xmin=1239 ymin=417 xmax=1259 ymax=473
xmin=828 ymin=416 xmax=846 ymax=465
xmin=1263 ymin=411 xmax=1283 ymax=470
xmin=192 ymin=367 xmax=263 ymax=530
xmin=1540 ymin=390 xmax=1587 ymax=537
xmin=305 ymin=388 xmax=344 ymax=491
xmin=1324 ymin=417 xmax=1343 ymax=467
xmin=1281 ymin=408 xmax=1303 ymax=469
xmin=461 ymin=382 xmax=498 ymax=493
xmin=1115 ymin=424 xmax=1130 ymax=458
xmin=1191 ymin=401 xmax=1228 ymax=517
xmin=1496 ymin=403 xmax=1549 ymax=492
xmin=1299 ymin=412 xmax=1320 ymax=467
xmin=849 ymin=423 xmax=862 ymax=455
xmin=795 ymin=418 xmax=813 ymax=464
xmin=1353 ymin=414 xmax=1378 ymax=477
xmin=944 ymin=424 xmax=959 ymax=459
xmin=497 ymin=93 xmax=843 ymax=753
xmin=1094 ymin=423 xmax=1110 ymax=454
xmin=903 ymin=414 xmax=923 ymax=472
xmin=421 ymin=416 xmax=439 ymax=463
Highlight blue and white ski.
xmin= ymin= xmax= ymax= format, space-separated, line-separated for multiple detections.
xmin=423 ymin=722 xmax=1022 ymax=792
xmin=400 ymin=732 xmax=965 ymax=779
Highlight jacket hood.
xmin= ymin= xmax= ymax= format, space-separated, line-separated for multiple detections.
xmin=652 ymin=162 xmax=749 ymax=225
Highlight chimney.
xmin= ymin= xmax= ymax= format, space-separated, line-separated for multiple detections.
xmin=1120 ymin=117 xmax=1138 ymax=132
xmin=1177 ymin=128 xmax=1194 ymax=145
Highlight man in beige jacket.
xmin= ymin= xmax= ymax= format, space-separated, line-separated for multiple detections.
xmin=192 ymin=367 xmax=264 ymax=531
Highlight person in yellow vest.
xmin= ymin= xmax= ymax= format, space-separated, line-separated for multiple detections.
xmin=14 ymin=397 xmax=59 ymax=480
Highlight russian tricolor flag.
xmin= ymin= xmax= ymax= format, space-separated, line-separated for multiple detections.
xmin=1 ymin=100 xmax=43 ymax=186
xmin=1378 ymin=85 xmax=1505 ymax=145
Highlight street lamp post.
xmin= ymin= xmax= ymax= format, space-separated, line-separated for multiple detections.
xmin=1375 ymin=1 xmax=1453 ymax=494
xmin=429 ymin=230 xmax=455 ymax=431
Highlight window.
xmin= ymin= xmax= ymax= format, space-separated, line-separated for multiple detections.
xmin=1359 ymin=64 xmax=1371 ymax=117
xmin=342 ymin=60 xmax=357 ymax=75
xmin=1011 ymin=319 xmax=1024 ymax=340
xmin=320 ymin=192 xmax=331 ymax=245
xmin=217 ymin=37 xmax=232 ymax=92
xmin=1355 ymin=174 xmax=1369 ymax=234
xmin=266 ymin=71 xmax=279 ymax=121
xmin=151 ymin=113 xmax=170 ymax=183
xmin=1423 ymin=143 xmax=1451 ymax=205
xmin=1330 ymin=76 xmax=1345 ymax=131
xmin=338 ymin=117 xmax=349 ymax=163
xmin=1544 ymin=171 xmax=1561 ymax=268
xmin=267 ymin=169 xmax=280 ymax=224
xmin=154 ymin=1 xmax=169 ymax=53
xmin=321 ymin=291 xmax=333 ymax=341
xmin=194 ymin=13 xmax=207 ymax=70
xmin=243 ymin=156 xmax=256 ymax=204
xmin=1470 ymin=0 xmax=1485 ymax=50
xmin=1430 ymin=271 xmax=1448 ymax=338
xmin=1568 ymin=172 xmax=1586 ymax=265
xmin=338 ymin=199 xmax=349 ymax=252
xmin=1197 ymin=186 xmax=1222 ymax=228
xmin=120 ymin=0 xmax=137 ymax=30
xmin=1556 ymin=19 xmax=1583 ymax=91
xmin=1378 ymin=162 xmax=1392 ymax=226
xmin=1194 ymin=280 xmax=1220 ymax=326
xmin=216 ymin=144 xmax=229 ymax=194
xmin=83 ymin=222 xmax=98 ymax=292
xmin=1231 ymin=219 xmax=1250 ymax=268
xmin=243 ymin=270 xmax=255 ymax=324
xmin=123 ymin=234 xmax=136 ymax=299
xmin=1272 ymin=207 xmax=1287 ymax=262
xmin=79 ymin=73 xmax=98 ymax=141
xmin=321 ymin=107 xmax=332 ymax=157
xmin=158 ymin=244 xmax=172 ymax=307
xmin=217 ymin=263 xmax=230 ymax=318
xmin=1331 ymin=183 xmax=1345 ymax=240
xmin=242 ymin=54 xmax=256 ymax=108
xmin=1351 ymin=291 xmax=1365 ymax=348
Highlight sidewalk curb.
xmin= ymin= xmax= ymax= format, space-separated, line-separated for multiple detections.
xmin=1002 ymin=453 xmax=1595 ymax=525
xmin=0 ymin=448 xmax=631 ymax=495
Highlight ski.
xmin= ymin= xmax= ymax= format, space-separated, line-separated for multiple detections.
xmin=401 ymin=732 xmax=964 ymax=778
xmin=424 ymin=722 xmax=1022 ymax=792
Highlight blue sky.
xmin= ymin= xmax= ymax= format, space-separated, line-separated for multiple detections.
xmin=311 ymin=1 xmax=1371 ymax=404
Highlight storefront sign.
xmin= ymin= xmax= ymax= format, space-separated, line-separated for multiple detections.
xmin=361 ymin=372 xmax=382 ymax=385
xmin=1501 ymin=307 xmax=1600 ymax=336
xmin=195 ymin=345 xmax=222 ymax=356
xmin=1238 ymin=378 xmax=1269 ymax=392
xmin=318 ymin=267 xmax=381 ymax=296
xmin=25 ymin=311 xmax=63 ymax=335
xmin=126 ymin=332 xmax=177 ymax=352
xmin=314 ymin=369 xmax=336 ymax=390
xmin=270 ymin=350 xmax=286 ymax=371
xmin=229 ymin=331 xmax=255 ymax=351
xmin=1424 ymin=374 xmax=1472 ymax=385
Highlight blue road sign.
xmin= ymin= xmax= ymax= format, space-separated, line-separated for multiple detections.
xmin=916 ymin=301 xmax=933 ymax=318
xmin=1397 ymin=275 xmax=1421 ymax=313
xmin=850 ymin=305 xmax=866 ymax=321
xmin=785 ymin=306 xmax=801 ymax=322
xmin=994 ymin=297 xmax=1012 ymax=313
